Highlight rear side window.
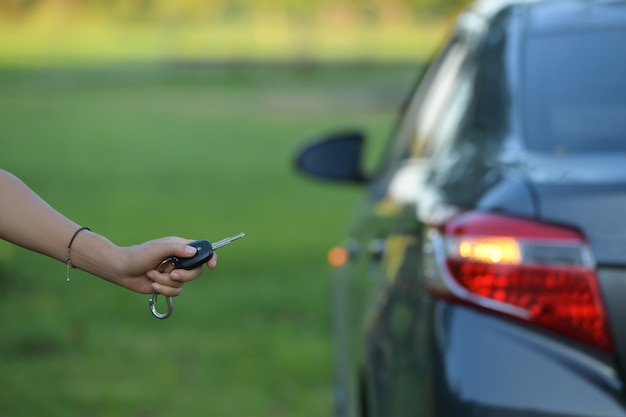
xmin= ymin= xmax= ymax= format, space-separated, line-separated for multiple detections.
xmin=524 ymin=29 xmax=626 ymax=154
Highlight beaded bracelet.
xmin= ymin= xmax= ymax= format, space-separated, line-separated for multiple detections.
xmin=65 ymin=226 xmax=90 ymax=282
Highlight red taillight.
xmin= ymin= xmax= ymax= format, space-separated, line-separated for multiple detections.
xmin=426 ymin=212 xmax=613 ymax=351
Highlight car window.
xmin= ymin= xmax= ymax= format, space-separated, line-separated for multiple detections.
xmin=376 ymin=36 xmax=469 ymax=171
xmin=412 ymin=39 xmax=472 ymax=159
xmin=524 ymin=29 xmax=626 ymax=154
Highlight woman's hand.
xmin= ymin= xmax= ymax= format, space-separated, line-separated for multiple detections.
xmin=114 ymin=237 xmax=218 ymax=295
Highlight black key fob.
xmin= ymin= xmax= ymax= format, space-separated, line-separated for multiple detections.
xmin=173 ymin=240 xmax=214 ymax=270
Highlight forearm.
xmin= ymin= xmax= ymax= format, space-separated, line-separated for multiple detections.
xmin=0 ymin=169 xmax=123 ymax=280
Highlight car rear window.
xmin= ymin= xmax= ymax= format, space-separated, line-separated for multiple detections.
xmin=524 ymin=29 xmax=626 ymax=154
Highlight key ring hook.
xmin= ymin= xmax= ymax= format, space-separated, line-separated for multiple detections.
xmin=149 ymin=258 xmax=176 ymax=319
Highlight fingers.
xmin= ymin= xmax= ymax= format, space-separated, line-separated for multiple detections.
xmin=207 ymin=253 xmax=218 ymax=269
xmin=144 ymin=238 xmax=219 ymax=297
xmin=147 ymin=270 xmax=181 ymax=297
xmin=147 ymin=267 xmax=200 ymax=297
xmin=150 ymin=282 xmax=182 ymax=297
xmin=170 ymin=267 xmax=203 ymax=283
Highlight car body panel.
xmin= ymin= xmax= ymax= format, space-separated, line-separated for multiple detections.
xmin=431 ymin=302 xmax=625 ymax=417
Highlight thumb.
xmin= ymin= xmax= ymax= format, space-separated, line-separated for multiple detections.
xmin=159 ymin=237 xmax=198 ymax=259
xmin=179 ymin=242 xmax=199 ymax=259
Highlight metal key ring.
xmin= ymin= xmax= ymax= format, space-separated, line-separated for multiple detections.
xmin=148 ymin=258 xmax=176 ymax=319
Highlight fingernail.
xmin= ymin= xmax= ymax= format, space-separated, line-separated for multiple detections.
xmin=147 ymin=271 xmax=154 ymax=279
xmin=151 ymin=282 xmax=159 ymax=291
xmin=185 ymin=245 xmax=197 ymax=255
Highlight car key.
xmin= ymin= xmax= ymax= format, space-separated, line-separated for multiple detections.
xmin=149 ymin=232 xmax=245 ymax=319
xmin=174 ymin=233 xmax=246 ymax=270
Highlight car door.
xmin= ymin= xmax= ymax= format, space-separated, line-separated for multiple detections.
xmin=336 ymin=25 xmax=483 ymax=417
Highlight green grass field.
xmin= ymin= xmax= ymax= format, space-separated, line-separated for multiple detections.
xmin=0 ymin=63 xmax=419 ymax=417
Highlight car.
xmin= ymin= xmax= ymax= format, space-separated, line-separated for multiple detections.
xmin=294 ymin=0 xmax=626 ymax=416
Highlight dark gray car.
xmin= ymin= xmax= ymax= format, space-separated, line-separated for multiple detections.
xmin=295 ymin=0 xmax=626 ymax=416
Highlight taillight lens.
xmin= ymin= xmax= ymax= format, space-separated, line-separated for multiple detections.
xmin=425 ymin=211 xmax=613 ymax=352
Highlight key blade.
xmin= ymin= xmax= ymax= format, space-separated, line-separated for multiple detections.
xmin=212 ymin=232 xmax=245 ymax=250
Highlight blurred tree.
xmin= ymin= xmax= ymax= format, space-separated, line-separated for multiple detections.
xmin=0 ymin=0 xmax=471 ymax=23
xmin=0 ymin=0 xmax=41 ymax=19
xmin=0 ymin=0 xmax=468 ymax=64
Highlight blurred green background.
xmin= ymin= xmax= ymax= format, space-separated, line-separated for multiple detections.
xmin=0 ymin=1 xmax=466 ymax=416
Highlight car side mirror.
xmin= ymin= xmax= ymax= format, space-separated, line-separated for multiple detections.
xmin=294 ymin=130 xmax=369 ymax=184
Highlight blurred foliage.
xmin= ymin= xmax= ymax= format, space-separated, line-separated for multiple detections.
xmin=0 ymin=0 xmax=470 ymax=22
xmin=0 ymin=0 xmax=471 ymax=65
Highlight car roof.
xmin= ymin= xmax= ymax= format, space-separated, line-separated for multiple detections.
xmin=466 ymin=0 xmax=626 ymax=34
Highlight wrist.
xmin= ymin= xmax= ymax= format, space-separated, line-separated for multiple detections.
xmin=68 ymin=230 xmax=126 ymax=283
